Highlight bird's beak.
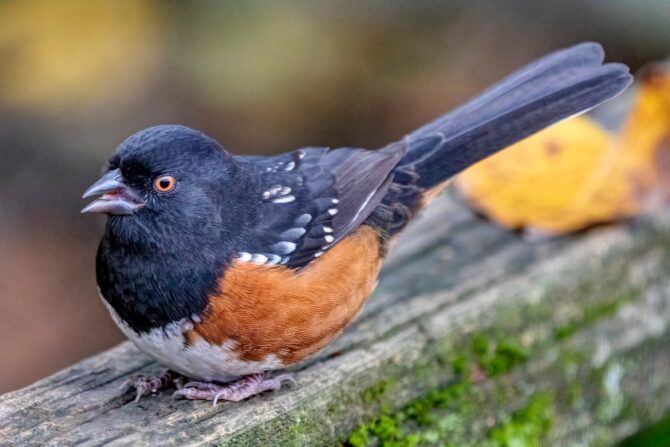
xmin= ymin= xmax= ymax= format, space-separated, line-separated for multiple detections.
xmin=81 ymin=168 xmax=145 ymax=215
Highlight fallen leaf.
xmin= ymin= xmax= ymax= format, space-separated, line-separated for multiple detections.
xmin=455 ymin=63 xmax=670 ymax=236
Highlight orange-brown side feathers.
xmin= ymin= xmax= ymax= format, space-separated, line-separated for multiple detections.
xmin=187 ymin=225 xmax=383 ymax=365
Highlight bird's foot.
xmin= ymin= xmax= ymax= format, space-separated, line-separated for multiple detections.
xmin=173 ymin=372 xmax=295 ymax=405
xmin=122 ymin=369 xmax=185 ymax=402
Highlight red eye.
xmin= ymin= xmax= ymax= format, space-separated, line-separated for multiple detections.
xmin=154 ymin=175 xmax=175 ymax=192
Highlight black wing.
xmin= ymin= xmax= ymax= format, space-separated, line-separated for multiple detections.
xmin=234 ymin=144 xmax=406 ymax=268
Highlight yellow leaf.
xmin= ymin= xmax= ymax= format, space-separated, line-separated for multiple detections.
xmin=455 ymin=64 xmax=670 ymax=236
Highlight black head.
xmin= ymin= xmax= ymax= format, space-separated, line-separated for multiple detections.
xmin=83 ymin=125 xmax=253 ymax=332
xmin=83 ymin=125 xmax=252 ymax=249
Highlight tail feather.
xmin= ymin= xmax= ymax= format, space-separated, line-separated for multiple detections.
xmin=407 ymin=42 xmax=607 ymax=142
xmin=368 ymin=42 xmax=632 ymax=238
xmin=396 ymin=42 xmax=632 ymax=188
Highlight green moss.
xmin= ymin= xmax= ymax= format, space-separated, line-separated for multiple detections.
xmin=341 ymin=274 xmax=646 ymax=447
xmin=618 ymin=412 xmax=670 ymax=447
xmin=345 ymin=414 xmax=420 ymax=447
xmin=341 ymin=281 xmax=643 ymax=447
xmin=488 ymin=392 xmax=555 ymax=447
xmin=344 ymin=330 xmax=536 ymax=446
xmin=472 ymin=334 xmax=490 ymax=358
xmin=459 ymin=333 xmax=531 ymax=377
xmin=362 ymin=379 xmax=396 ymax=404
xmin=344 ymin=379 xmax=477 ymax=446
xmin=450 ymin=353 xmax=469 ymax=376
xmin=553 ymin=292 xmax=637 ymax=341
xmin=344 ymin=375 xmax=557 ymax=447
xmin=347 ymin=425 xmax=371 ymax=447
xmin=303 ymin=231 xmax=664 ymax=446
xmin=484 ymin=339 xmax=530 ymax=376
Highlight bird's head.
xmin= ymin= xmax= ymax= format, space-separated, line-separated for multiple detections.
xmin=82 ymin=125 xmax=248 ymax=249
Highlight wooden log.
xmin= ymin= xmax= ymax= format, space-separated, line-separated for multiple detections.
xmin=2 ymin=193 xmax=670 ymax=446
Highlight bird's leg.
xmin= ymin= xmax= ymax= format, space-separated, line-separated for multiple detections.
xmin=173 ymin=372 xmax=294 ymax=405
xmin=123 ymin=369 xmax=185 ymax=402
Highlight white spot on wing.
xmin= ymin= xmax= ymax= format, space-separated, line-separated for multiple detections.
xmin=323 ymin=226 xmax=333 ymax=233
xmin=263 ymin=184 xmax=294 ymax=201
xmin=272 ymin=195 xmax=295 ymax=204
xmin=238 ymin=252 xmax=252 ymax=262
xmin=284 ymin=161 xmax=295 ymax=171
xmin=328 ymin=208 xmax=338 ymax=215
xmin=251 ymin=254 xmax=268 ymax=264
xmin=324 ymin=235 xmax=334 ymax=243
xmin=272 ymin=241 xmax=296 ymax=254
xmin=281 ymin=228 xmax=306 ymax=240
xmin=295 ymin=213 xmax=312 ymax=225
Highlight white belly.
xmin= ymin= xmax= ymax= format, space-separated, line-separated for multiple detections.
xmin=101 ymin=299 xmax=283 ymax=381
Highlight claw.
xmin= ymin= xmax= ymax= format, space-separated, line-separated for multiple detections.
xmin=275 ymin=373 xmax=296 ymax=386
xmin=121 ymin=370 xmax=183 ymax=402
xmin=119 ymin=378 xmax=131 ymax=391
xmin=173 ymin=372 xmax=295 ymax=405
xmin=212 ymin=390 xmax=226 ymax=407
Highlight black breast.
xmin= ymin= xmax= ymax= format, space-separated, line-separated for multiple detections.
xmin=96 ymin=231 xmax=228 ymax=334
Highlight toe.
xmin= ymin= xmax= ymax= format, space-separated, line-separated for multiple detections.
xmin=275 ymin=374 xmax=296 ymax=386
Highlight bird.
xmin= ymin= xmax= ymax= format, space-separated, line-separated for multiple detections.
xmin=82 ymin=42 xmax=631 ymax=404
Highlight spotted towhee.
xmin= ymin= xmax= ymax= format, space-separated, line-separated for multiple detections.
xmin=82 ymin=43 xmax=631 ymax=403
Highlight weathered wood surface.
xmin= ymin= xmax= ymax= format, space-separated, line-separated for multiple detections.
xmin=2 ymin=193 xmax=670 ymax=446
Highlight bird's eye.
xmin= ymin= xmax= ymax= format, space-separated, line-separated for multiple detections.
xmin=153 ymin=175 xmax=176 ymax=193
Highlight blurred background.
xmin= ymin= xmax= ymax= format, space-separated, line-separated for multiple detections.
xmin=1 ymin=0 xmax=669 ymax=394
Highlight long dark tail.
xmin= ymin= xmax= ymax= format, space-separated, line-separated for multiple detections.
xmin=368 ymin=42 xmax=632 ymax=237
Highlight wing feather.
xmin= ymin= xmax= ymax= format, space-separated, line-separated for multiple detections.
xmin=234 ymin=144 xmax=405 ymax=268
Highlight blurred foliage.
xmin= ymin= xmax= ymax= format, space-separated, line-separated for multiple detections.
xmin=0 ymin=0 xmax=669 ymax=395
xmin=0 ymin=1 xmax=162 ymax=109
xmin=456 ymin=64 xmax=670 ymax=235
xmin=618 ymin=412 xmax=670 ymax=447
